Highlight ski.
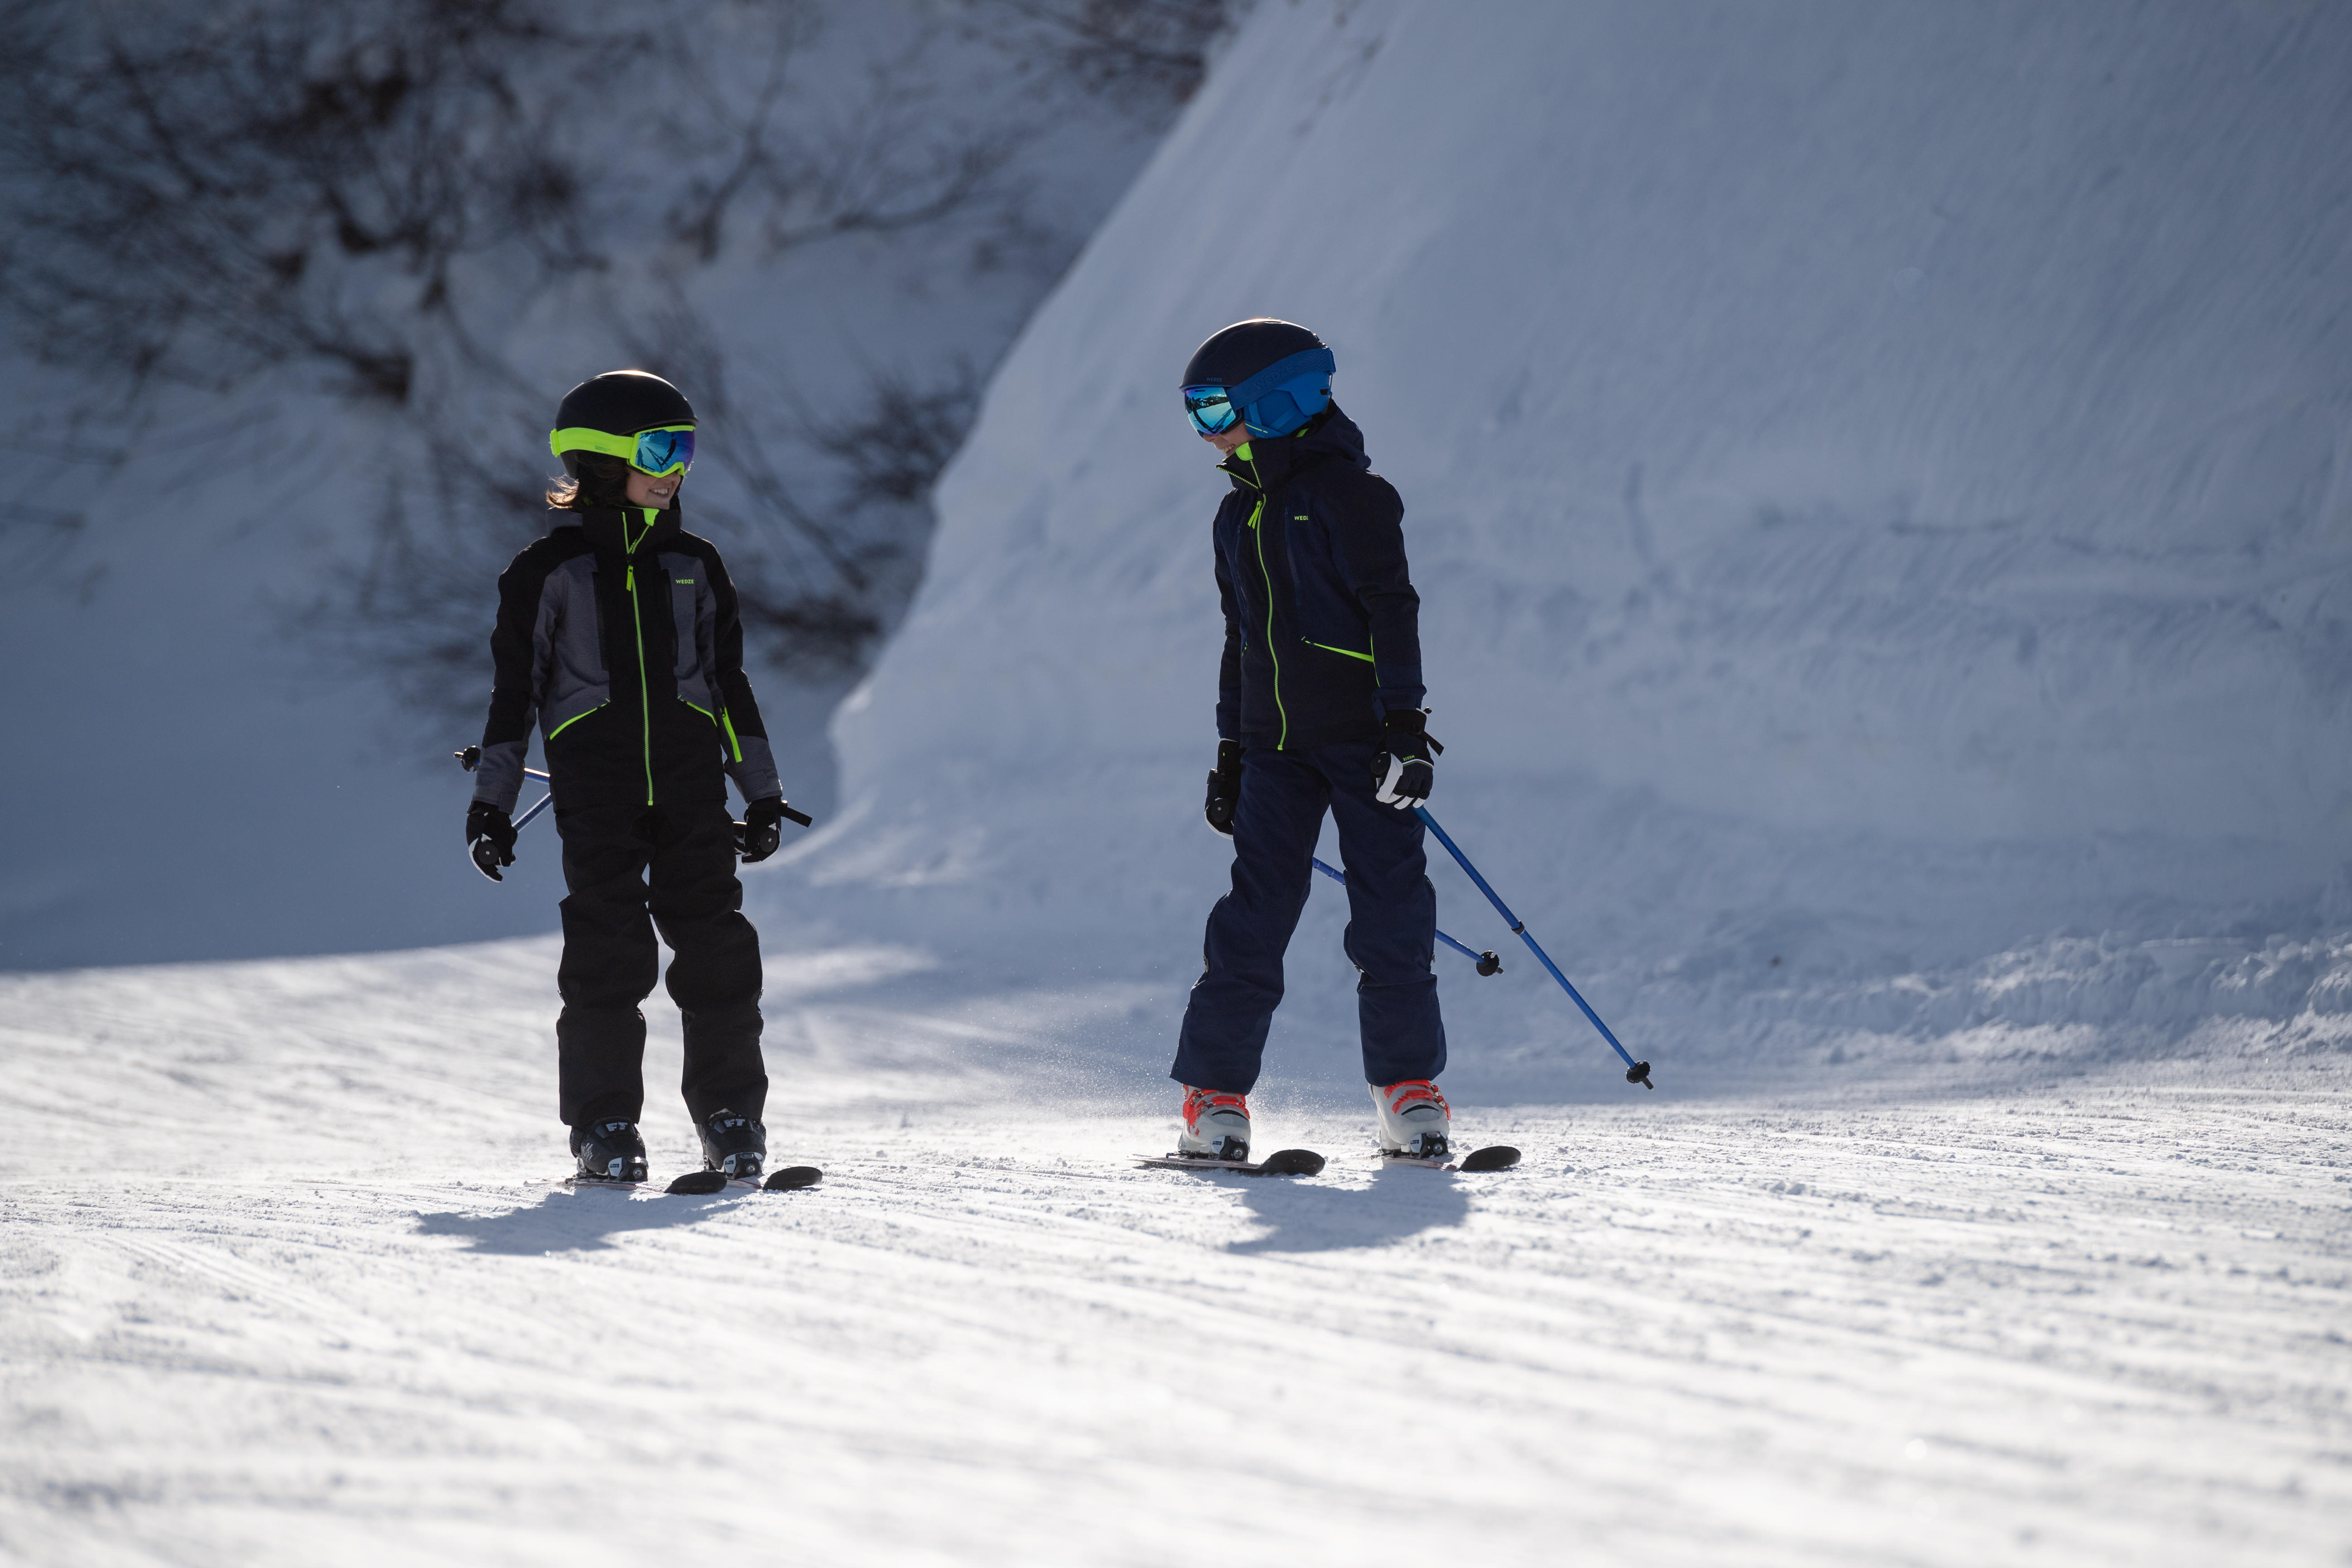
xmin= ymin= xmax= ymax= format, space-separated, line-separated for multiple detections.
xmin=560 ymin=1166 xmax=823 ymax=1194
xmin=1136 ymin=1147 xmax=1327 ymax=1177
xmin=1376 ymin=1144 xmax=1521 ymax=1172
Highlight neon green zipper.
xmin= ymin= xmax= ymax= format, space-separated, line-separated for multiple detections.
xmin=624 ymin=510 xmax=654 ymax=806
xmin=546 ymin=703 xmax=607 ymax=739
xmin=1247 ymin=490 xmax=1288 ymax=748
xmin=1303 ymin=638 xmax=1373 ymax=662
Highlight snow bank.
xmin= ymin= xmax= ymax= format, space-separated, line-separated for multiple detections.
xmin=775 ymin=0 xmax=2352 ymax=1075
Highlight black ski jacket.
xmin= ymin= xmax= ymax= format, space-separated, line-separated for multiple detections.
xmin=471 ymin=504 xmax=781 ymax=815
xmin=1212 ymin=407 xmax=1426 ymax=748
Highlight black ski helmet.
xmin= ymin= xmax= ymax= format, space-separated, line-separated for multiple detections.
xmin=1180 ymin=319 xmax=1334 ymax=438
xmin=550 ymin=370 xmax=695 ymax=480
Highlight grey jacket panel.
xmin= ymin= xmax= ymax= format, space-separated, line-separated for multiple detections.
xmin=470 ymin=554 xmax=602 ymax=814
xmin=537 ymin=554 xmax=610 ymax=741
xmin=662 ymin=550 xmax=719 ymax=719
xmin=731 ymin=734 xmax=781 ymax=801
xmin=471 ymin=738 xmax=532 ymax=815
xmin=655 ymin=546 xmax=781 ymax=799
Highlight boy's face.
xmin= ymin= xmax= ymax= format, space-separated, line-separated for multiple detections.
xmin=625 ymin=465 xmax=682 ymax=509
xmin=1203 ymin=420 xmax=1251 ymax=457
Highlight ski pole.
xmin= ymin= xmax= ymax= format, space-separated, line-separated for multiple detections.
xmin=456 ymin=748 xmax=554 ymax=833
xmin=1309 ymin=856 xmax=1501 ymax=975
xmin=1413 ymin=806 xmax=1654 ymax=1090
xmin=454 ymin=746 xmax=812 ymax=834
xmin=513 ymin=771 xmax=554 ymax=832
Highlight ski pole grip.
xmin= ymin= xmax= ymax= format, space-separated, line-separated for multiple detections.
xmin=782 ymin=803 xmax=814 ymax=828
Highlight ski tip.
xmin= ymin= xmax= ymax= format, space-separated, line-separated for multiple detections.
xmin=666 ymin=1169 xmax=730 ymax=1195
xmin=1457 ymin=1145 xmax=1522 ymax=1172
xmin=763 ymin=1165 xmax=823 ymax=1191
xmin=1255 ymin=1147 xmax=1326 ymax=1177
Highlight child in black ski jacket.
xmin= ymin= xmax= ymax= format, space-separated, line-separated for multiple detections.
xmin=465 ymin=369 xmax=800 ymax=1185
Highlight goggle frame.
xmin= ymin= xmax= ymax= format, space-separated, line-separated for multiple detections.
xmin=549 ymin=423 xmax=698 ymax=477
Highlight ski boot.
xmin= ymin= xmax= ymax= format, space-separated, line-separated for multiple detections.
xmin=571 ymin=1118 xmax=649 ymax=1183
xmin=698 ymin=1109 xmax=766 ymax=1181
xmin=1371 ymin=1079 xmax=1451 ymax=1160
xmin=1178 ymin=1086 xmax=1251 ymax=1162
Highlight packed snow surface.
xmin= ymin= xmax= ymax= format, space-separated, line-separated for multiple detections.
xmin=4 ymin=942 xmax=2350 ymax=1567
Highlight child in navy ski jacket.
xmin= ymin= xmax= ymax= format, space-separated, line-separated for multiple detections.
xmin=1169 ymin=321 xmax=1454 ymax=1165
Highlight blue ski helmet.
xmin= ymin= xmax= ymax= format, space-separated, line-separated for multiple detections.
xmin=1181 ymin=319 xmax=1334 ymax=439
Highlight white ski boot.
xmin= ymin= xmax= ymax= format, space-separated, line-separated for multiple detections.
xmin=1370 ymin=1079 xmax=1451 ymax=1160
xmin=1178 ymin=1086 xmax=1252 ymax=1162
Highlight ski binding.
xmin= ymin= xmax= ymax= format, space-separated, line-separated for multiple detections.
xmin=1136 ymin=1147 xmax=1327 ymax=1177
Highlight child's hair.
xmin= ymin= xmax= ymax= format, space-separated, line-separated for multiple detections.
xmin=546 ymin=452 xmax=634 ymax=509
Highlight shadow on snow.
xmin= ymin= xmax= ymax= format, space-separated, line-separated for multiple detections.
xmin=1223 ymin=1160 xmax=1473 ymax=1254
xmin=412 ymin=1187 xmax=761 ymax=1253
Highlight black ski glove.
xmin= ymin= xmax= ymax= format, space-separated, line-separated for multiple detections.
xmin=1203 ymin=739 xmax=1244 ymax=838
xmin=735 ymin=796 xmax=791 ymax=863
xmin=1371 ymin=709 xmax=1440 ymax=810
xmin=466 ymin=801 xmax=517 ymax=882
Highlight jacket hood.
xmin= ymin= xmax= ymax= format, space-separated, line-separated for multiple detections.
xmin=1220 ymin=404 xmax=1369 ymax=494
xmin=552 ymin=503 xmax=686 ymax=554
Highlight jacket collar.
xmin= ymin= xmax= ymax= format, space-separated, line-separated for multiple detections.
xmin=552 ymin=504 xmax=684 ymax=555
xmin=1219 ymin=405 xmax=1370 ymax=494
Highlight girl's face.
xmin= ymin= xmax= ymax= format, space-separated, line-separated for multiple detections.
xmin=625 ymin=465 xmax=682 ymax=510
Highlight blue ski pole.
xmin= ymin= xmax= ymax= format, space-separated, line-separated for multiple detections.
xmin=1413 ymin=806 xmax=1654 ymax=1090
xmin=1310 ymin=856 xmax=1502 ymax=976
xmin=514 ymin=765 xmax=554 ymax=831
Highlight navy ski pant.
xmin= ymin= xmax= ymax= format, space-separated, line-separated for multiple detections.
xmin=551 ymin=800 xmax=766 ymax=1129
xmin=1172 ymin=739 xmax=1447 ymax=1094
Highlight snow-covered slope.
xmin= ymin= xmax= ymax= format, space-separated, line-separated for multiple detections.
xmin=777 ymin=0 xmax=2352 ymax=1081
xmin=6 ymin=947 xmax=2349 ymax=1567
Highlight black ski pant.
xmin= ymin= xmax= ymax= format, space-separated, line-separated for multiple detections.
xmin=551 ymin=799 xmax=766 ymax=1129
xmin=1172 ymin=738 xmax=1447 ymax=1095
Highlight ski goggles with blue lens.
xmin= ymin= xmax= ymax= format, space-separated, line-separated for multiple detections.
xmin=1182 ymin=384 xmax=1240 ymax=436
xmin=549 ymin=424 xmax=697 ymax=476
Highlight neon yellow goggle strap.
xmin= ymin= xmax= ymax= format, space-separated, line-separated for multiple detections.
xmin=549 ymin=424 xmax=697 ymax=476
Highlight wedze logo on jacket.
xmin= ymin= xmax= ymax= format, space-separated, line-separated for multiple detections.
xmin=1212 ymin=407 xmax=1426 ymax=749
xmin=471 ymin=504 xmax=781 ymax=813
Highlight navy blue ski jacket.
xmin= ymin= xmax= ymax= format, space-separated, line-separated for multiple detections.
xmin=1211 ymin=407 xmax=1425 ymax=748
